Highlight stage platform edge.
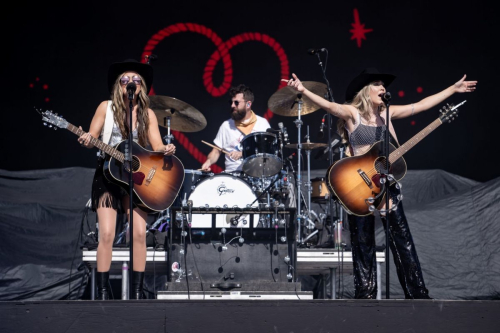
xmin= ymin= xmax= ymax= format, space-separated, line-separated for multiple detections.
xmin=1 ymin=299 xmax=499 ymax=333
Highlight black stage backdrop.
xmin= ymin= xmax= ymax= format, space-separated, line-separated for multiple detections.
xmin=1 ymin=1 xmax=497 ymax=182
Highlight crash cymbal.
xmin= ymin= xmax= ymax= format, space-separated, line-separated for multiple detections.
xmin=285 ymin=142 xmax=328 ymax=150
xmin=268 ymin=82 xmax=327 ymax=117
xmin=149 ymin=95 xmax=207 ymax=132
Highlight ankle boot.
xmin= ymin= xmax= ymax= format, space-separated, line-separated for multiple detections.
xmin=96 ymin=271 xmax=110 ymax=300
xmin=132 ymin=271 xmax=145 ymax=299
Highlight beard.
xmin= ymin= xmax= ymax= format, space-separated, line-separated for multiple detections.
xmin=230 ymin=108 xmax=246 ymax=121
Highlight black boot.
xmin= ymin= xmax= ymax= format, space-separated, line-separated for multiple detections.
xmin=132 ymin=271 xmax=145 ymax=300
xmin=96 ymin=271 xmax=110 ymax=300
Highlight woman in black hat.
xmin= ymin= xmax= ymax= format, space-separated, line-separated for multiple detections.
xmin=78 ymin=59 xmax=176 ymax=299
xmin=285 ymin=69 xmax=477 ymax=299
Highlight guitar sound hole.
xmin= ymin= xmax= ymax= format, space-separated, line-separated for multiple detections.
xmin=375 ymin=158 xmax=390 ymax=173
xmin=124 ymin=156 xmax=141 ymax=173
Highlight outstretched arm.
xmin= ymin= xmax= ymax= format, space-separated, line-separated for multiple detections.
xmin=284 ymin=73 xmax=357 ymax=122
xmin=391 ymin=75 xmax=477 ymax=120
xmin=201 ymin=148 xmax=221 ymax=171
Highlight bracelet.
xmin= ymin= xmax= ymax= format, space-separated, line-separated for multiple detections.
xmin=411 ymin=103 xmax=415 ymax=116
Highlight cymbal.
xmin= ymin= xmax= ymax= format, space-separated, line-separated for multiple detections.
xmin=267 ymin=82 xmax=327 ymax=117
xmin=149 ymin=95 xmax=207 ymax=132
xmin=285 ymin=142 xmax=328 ymax=150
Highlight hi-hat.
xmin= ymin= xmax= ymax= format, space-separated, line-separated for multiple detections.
xmin=285 ymin=142 xmax=328 ymax=150
xmin=267 ymin=82 xmax=327 ymax=117
xmin=150 ymin=95 xmax=207 ymax=132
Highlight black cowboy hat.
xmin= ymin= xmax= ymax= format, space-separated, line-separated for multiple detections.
xmin=107 ymin=59 xmax=154 ymax=94
xmin=345 ymin=68 xmax=396 ymax=102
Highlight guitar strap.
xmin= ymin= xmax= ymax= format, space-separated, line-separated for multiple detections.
xmin=101 ymin=100 xmax=114 ymax=144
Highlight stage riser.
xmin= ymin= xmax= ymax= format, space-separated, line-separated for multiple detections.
xmin=168 ymin=242 xmax=292 ymax=288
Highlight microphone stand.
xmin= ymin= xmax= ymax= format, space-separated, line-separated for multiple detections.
xmin=382 ymin=97 xmax=391 ymax=299
xmin=314 ymin=50 xmax=338 ymax=249
xmin=126 ymin=89 xmax=135 ymax=299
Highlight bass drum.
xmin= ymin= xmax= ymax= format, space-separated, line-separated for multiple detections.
xmin=188 ymin=174 xmax=259 ymax=228
xmin=173 ymin=169 xmax=211 ymax=207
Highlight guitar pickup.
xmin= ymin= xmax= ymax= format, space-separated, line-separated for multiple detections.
xmin=145 ymin=167 xmax=156 ymax=186
xmin=357 ymin=169 xmax=373 ymax=189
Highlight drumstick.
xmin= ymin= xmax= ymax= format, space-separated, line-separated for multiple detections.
xmin=201 ymin=140 xmax=231 ymax=155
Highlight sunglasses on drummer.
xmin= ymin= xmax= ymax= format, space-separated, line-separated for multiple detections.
xmin=230 ymin=100 xmax=246 ymax=106
xmin=120 ymin=75 xmax=142 ymax=86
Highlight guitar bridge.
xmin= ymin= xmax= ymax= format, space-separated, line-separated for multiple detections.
xmin=145 ymin=167 xmax=156 ymax=186
xmin=357 ymin=169 xmax=373 ymax=189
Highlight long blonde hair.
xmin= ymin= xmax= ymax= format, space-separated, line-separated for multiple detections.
xmin=110 ymin=73 xmax=150 ymax=147
xmin=336 ymin=84 xmax=385 ymax=146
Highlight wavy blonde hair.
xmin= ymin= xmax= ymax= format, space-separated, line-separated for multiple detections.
xmin=336 ymin=83 xmax=386 ymax=146
xmin=110 ymin=73 xmax=150 ymax=147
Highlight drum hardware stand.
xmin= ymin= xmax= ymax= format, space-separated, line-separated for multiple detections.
xmin=285 ymin=157 xmax=310 ymax=228
xmin=303 ymin=126 xmax=316 ymax=232
xmin=293 ymin=94 xmax=304 ymax=244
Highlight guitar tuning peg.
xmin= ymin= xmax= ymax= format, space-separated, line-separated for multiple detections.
xmin=53 ymin=127 xmax=58 ymax=130
xmin=48 ymin=125 xmax=53 ymax=128
xmin=43 ymin=122 xmax=47 ymax=126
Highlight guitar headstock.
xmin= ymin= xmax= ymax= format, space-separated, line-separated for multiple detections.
xmin=439 ymin=100 xmax=466 ymax=123
xmin=39 ymin=109 xmax=68 ymax=130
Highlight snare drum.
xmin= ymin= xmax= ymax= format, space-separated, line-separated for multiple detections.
xmin=241 ymin=132 xmax=282 ymax=178
xmin=311 ymin=177 xmax=330 ymax=203
xmin=187 ymin=174 xmax=259 ymax=228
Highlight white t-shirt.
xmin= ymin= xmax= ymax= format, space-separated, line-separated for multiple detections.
xmin=213 ymin=115 xmax=271 ymax=172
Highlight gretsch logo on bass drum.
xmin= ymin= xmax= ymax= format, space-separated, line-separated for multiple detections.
xmin=217 ymin=183 xmax=235 ymax=196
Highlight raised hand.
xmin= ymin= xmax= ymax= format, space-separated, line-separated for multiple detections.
xmin=282 ymin=73 xmax=305 ymax=92
xmin=454 ymin=74 xmax=477 ymax=93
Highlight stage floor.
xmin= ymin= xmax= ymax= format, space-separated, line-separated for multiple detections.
xmin=1 ymin=299 xmax=499 ymax=333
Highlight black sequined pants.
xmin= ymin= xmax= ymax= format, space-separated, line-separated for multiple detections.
xmin=348 ymin=191 xmax=430 ymax=299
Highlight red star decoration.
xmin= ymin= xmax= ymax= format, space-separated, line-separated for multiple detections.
xmin=349 ymin=9 xmax=373 ymax=48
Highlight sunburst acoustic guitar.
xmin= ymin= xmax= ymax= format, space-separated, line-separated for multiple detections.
xmin=40 ymin=110 xmax=185 ymax=213
xmin=326 ymin=101 xmax=466 ymax=216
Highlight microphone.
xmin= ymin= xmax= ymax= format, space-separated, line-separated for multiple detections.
xmin=287 ymin=152 xmax=296 ymax=160
xmin=266 ymin=128 xmax=281 ymax=133
xmin=382 ymin=92 xmax=391 ymax=103
xmin=318 ymin=117 xmax=326 ymax=138
xmin=308 ymin=48 xmax=326 ymax=55
xmin=126 ymin=82 xmax=136 ymax=99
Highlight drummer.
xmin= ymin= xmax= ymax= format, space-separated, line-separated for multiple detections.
xmin=201 ymin=84 xmax=271 ymax=172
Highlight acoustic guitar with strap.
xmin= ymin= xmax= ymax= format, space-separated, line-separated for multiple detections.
xmin=326 ymin=101 xmax=466 ymax=217
xmin=40 ymin=110 xmax=185 ymax=213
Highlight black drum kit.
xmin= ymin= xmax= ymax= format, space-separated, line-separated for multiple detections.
xmin=149 ymin=83 xmax=344 ymax=249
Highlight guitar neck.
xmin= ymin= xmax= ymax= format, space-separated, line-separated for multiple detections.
xmin=66 ymin=123 xmax=125 ymax=163
xmin=389 ymin=118 xmax=443 ymax=164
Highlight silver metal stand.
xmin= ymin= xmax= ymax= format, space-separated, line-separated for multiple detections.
xmin=121 ymin=261 xmax=129 ymax=300
xmin=293 ymin=96 xmax=303 ymax=243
